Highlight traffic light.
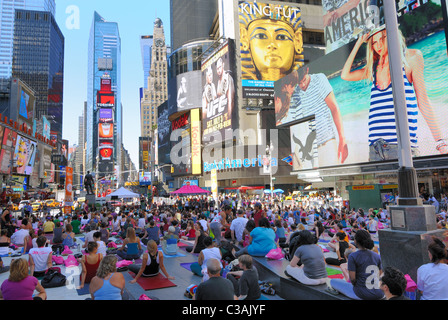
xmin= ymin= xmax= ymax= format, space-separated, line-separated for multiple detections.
xmin=171 ymin=165 xmax=174 ymax=173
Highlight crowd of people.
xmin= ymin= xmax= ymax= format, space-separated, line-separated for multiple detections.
xmin=0 ymin=191 xmax=446 ymax=301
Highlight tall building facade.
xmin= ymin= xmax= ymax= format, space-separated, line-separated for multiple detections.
xmin=12 ymin=8 xmax=64 ymax=139
xmin=86 ymin=12 xmax=122 ymax=177
xmin=0 ymin=0 xmax=56 ymax=79
xmin=170 ymin=0 xmax=218 ymax=51
xmin=140 ymin=35 xmax=153 ymax=90
xmin=140 ymin=18 xmax=168 ymax=138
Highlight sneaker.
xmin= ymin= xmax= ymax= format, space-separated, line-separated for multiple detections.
xmin=325 ymin=287 xmax=340 ymax=295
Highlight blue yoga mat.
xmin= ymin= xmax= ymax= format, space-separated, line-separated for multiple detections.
xmin=161 ymin=251 xmax=186 ymax=258
xmin=76 ymin=284 xmax=90 ymax=296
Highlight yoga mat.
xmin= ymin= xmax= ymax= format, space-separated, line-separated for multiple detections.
xmin=177 ymin=242 xmax=189 ymax=247
xmin=128 ymin=272 xmax=177 ymax=291
xmin=76 ymin=284 xmax=90 ymax=296
xmin=161 ymin=251 xmax=185 ymax=258
xmin=326 ymin=267 xmax=342 ymax=276
xmin=328 ymin=273 xmax=345 ymax=279
xmin=180 ymin=262 xmax=195 ymax=271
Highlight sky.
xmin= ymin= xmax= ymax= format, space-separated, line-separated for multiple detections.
xmin=55 ymin=0 xmax=171 ymax=168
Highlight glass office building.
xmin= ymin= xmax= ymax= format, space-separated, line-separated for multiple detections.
xmin=86 ymin=11 xmax=122 ymax=174
xmin=0 ymin=0 xmax=56 ymax=79
xmin=12 ymin=9 xmax=64 ymax=138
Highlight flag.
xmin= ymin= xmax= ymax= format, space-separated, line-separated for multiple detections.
xmin=282 ymin=155 xmax=293 ymax=166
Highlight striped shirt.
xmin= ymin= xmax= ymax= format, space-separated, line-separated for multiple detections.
xmin=284 ymin=73 xmax=336 ymax=146
xmin=369 ymin=67 xmax=418 ymax=147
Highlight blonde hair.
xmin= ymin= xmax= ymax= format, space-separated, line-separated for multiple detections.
xmin=9 ymin=258 xmax=29 ymax=282
xmin=147 ymin=240 xmax=158 ymax=255
xmin=364 ymin=29 xmax=408 ymax=82
xmin=96 ymin=255 xmax=117 ymax=278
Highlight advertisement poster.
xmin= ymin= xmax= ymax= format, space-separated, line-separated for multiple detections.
xmin=201 ymin=40 xmax=236 ymax=142
xmin=322 ymin=0 xmax=431 ymax=54
xmin=42 ymin=116 xmax=51 ymax=140
xmin=167 ymin=71 xmax=202 ymax=116
xmin=290 ymin=119 xmax=318 ymax=171
xmin=275 ymin=0 xmax=448 ymax=169
xmin=65 ymin=166 xmax=73 ymax=210
xmin=191 ymin=109 xmax=202 ymax=175
xmin=13 ymin=135 xmax=37 ymax=175
xmin=239 ymin=1 xmax=304 ymax=98
xmin=157 ymin=101 xmax=171 ymax=165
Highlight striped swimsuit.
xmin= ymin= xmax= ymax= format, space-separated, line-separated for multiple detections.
xmin=368 ymin=66 xmax=418 ymax=147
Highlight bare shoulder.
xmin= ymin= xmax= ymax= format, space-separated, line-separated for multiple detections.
xmin=406 ymin=49 xmax=424 ymax=66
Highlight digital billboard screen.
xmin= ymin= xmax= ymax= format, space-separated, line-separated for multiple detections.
xmin=167 ymin=71 xmax=202 ymax=117
xmin=157 ymin=101 xmax=171 ymax=165
xmin=275 ymin=0 xmax=448 ymax=169
xmin=322 ymin=0 xmax=431 ymax=54
xmin=97 ymin=92 xmax=115 ymax=107
xmin=98 ymin=123 xmax=114 ymax=139
xmin=201 ymin=39 xmax=237 ymax=142
xmin=12 ymin=135 xmax=37 ymax=175
xmin=99 ymin=108 xmax=113 ymax=122
xmin=239 ymin=1 xmax=304 ymax=98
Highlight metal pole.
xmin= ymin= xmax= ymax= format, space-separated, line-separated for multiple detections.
xmin=383 ymin=0 xmax=420 ymax=204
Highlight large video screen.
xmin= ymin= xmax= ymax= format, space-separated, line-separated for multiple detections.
xmin=13 ymin=135 xmax=37 ymax=175
xmin=157 ymin=101 xmax=171 ymax=165
xmin=275 ymin=0 xmax=448 ymax=168
xmin=167 ymin=71 xmax=202 ymax=117
xmin=322 ymin=0 xmax=432 ymax=54
xmin=201 ymin=40 xmax=237 ymax=142
xmin=239 ymin=1 xmax=304 ymax=98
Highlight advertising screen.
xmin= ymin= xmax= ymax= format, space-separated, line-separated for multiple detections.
xmin=275 ymin=0 xmax=448 ymax=169
xmin=97 ymin=92 xmax=115 ymax=107
xmin=167 ymin=70 xmax=202 ymax=117
xmin=99 ymin=108 xmax=113 ymax=122
xmin=17 ymin=82 xmax=35 ymax=127
xmin=201 ymin=40 xmax=237 ymax=142
xmin=13 ymin=135 xmax=37 ymax=175
xmin=322 ymin=0 xmax=431 ymax=54
xmin=3 ymin=128 xmax=17 ymax=149
xmin=98 ymin=123 xmax=114 ymax=139
xmin=157 ymin=101 xmax=171 ymax=165
xmin=0 ymin=149 xmax=12 ymax=175
xmin=42 ymin=116 xmax=51 ymax=140
xmin=239 ymin=1 xmax=304 ymax=98
xmin=139 ymin=172 xmax=151 ymax=186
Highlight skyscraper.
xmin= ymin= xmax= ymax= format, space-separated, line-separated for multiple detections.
xmin=140 ymin=18 xmax=168 ymax=138
xmin=140 ymin=35 xmax=154 ymax=90
xmin=170 ymin=0 xmax=218 ymax=51
xmin=12 ymin=8 xmax=64 ymax=139
xmin=0 ymin=0 xmax=56 ymax=79
xmin=86 ymin=12 xmax=122 ymax=176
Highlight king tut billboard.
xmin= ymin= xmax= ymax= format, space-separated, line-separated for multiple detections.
xmin=239 ymin=1 xmax=304 ymax=99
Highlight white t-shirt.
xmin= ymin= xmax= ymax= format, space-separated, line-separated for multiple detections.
xmin=11 ymin=229 xmax=29 ymax=245
xmin=96 ymin=240 xmax=107 ymax=256
xmin=199 ymin=219 xmax=208 ymax=232
xmin=417 ymin=262 xmax=448 ymax=300
xmin=29 ymin=247 xmax=52 ymax=272
xmin=138 ymin=218 xmax=146 ymax=229
xmin=230 ymin=217 xmax=248 ymax=242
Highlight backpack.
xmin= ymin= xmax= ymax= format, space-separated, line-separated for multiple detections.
xmin=285 ymin=231 xmax=302 ymax=261
xmin=41 ymin=268 xmax=67 ymax=288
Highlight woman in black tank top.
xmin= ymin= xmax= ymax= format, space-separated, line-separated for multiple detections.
xmin=128 ymin=240 xmax=175 ymax=283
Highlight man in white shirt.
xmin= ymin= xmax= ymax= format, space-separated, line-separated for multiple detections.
xmin=82 ymin=222 xmax=99 ymax=249
xmin=29 ymin=236 xmax=52 ymax=277
xmin=11 ymin=228 xmax=29 ymax=246
xmin=230 ymin=210 xmax=249 ymax=245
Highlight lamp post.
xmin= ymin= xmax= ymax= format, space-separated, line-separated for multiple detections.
xmin=266 ymin=142 xmax=274 ymax=204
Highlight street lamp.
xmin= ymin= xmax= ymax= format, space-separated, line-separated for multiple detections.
xmin=266 ymin=142 xmax=274 ymax=204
